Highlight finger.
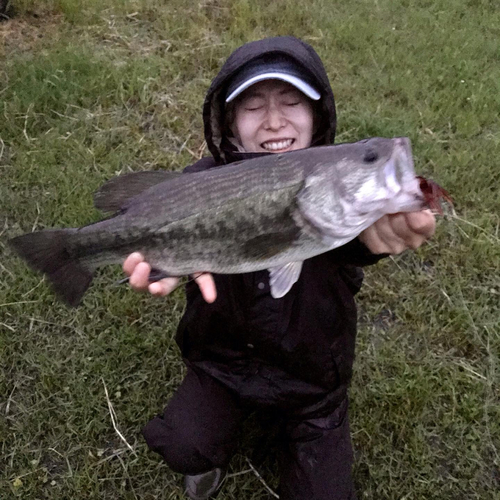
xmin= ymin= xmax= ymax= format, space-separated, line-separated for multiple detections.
xmin=129 ymin=261 xmax=151 ymax=291
xmin=385 ymin=213 xmax=411 ymax=239
xmin=386 ymin=213 xmax=419 ymax=247
xmin=359 ymin=220 xmax=395 ymax=254
xmin=123 ymin=252 xmax=144 ymax=276
xmin=405 ymin=210 xmax=436 ymax=238
xmin=148 ymin=277 xmax=180 ymax=296
xmin=373 ymin=215 xmax=407 ymax=254
xmin=389 ymin=213 xmax=433 ymax=250
xmin=192 ymin=273 xmax=217 ymax=303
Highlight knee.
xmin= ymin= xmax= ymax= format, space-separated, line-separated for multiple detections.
xmin=142 ymin=415 xmax=216 ymax=474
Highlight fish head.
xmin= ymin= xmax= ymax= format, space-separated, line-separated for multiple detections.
xmin=296 ymin=137 xmax=426 ymax=243
xmin=335 ymin=137 xmax=424 ymax=215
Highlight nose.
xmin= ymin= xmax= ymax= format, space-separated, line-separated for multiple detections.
xmin=264 ymin=103 xmax=286 ymax=131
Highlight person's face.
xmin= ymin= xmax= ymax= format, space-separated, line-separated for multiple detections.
xmin=230 ymin=80 xmax=315 ymax=154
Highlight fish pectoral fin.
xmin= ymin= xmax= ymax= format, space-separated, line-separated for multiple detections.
xmin=94 ymin=170 xmax=181 ymax=213
xmin=268 ymin=261 xmax=303 ymax=299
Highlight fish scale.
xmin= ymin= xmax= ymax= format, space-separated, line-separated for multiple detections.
xmin=152 ymin=186 xmax=309 ymax=274
xmin=121 ymin=154 xmax=307 ymax=225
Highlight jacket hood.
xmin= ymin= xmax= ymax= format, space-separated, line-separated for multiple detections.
xmin=203 ymin=36 xmax=337 ymax=164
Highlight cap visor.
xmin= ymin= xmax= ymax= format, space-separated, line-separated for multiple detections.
xmin=226 ymin=72 xmax=321 ymax=103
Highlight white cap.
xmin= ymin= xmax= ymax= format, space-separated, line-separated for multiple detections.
xmin=225 ymin=57 xmax=321 ymax=103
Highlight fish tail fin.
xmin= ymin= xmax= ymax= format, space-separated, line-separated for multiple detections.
xmin=9 ymin=229 xmax=94 ymax=307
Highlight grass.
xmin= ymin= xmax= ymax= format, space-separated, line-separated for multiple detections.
xmin=1 ymin=0 xmax=499 ymax=498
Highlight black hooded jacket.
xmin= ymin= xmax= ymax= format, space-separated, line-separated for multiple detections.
xmin=175 ymin=37 xmax=384 ymax=415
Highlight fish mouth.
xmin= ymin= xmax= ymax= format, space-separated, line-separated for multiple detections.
xmin=261 ymin=138 xmax=295 ymax=152
xmin=389 ymin=137 xmax=426 ymax=210
xmin=393 ymin=137 xmax=413 ymax=173
xmin=386 ymin=138 xmax=412 ymax=191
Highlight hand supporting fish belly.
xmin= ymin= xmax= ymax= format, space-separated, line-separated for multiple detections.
xmin=122 ymin=254 xmax=218 ymax=303
xmin=9 ymin=137 xmax=452 ymax=307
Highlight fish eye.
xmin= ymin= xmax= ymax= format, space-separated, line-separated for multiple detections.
xmin=363 ymin=150 xmax=379 ymax=163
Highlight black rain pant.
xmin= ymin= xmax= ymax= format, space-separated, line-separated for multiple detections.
xmin=142 ymin=367 xmax=357 ymax=500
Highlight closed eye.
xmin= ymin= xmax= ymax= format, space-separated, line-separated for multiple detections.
xmin=243 ymin=97 xmax=265 ymax=111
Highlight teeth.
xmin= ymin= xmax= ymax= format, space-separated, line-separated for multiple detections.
xmin=262 ymin=139 xmax=293 ymax=151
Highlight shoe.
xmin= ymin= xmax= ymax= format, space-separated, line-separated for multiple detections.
xmin=184 ymin=468 xmax=224 ymax=500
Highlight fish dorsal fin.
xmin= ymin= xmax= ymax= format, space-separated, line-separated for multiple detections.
xmin=94 ymin=170 xmax=181 ymax=212
xmin=268 ymin=261 xmax=303 ymax=298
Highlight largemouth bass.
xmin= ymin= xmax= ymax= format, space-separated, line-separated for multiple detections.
xmin=9 ymin=137 xmax=449 ymax=306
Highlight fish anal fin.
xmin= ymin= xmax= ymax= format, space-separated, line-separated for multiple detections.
xmin=94 ymin=170 xmax=181 ymax=213
xmin=268 ymin=261 xmax=303 ymax=298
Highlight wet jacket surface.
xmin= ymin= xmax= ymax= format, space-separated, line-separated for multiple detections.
xmin=175 ymin=37 xmax=385 ymax=415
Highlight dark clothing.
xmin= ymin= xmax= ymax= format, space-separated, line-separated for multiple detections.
xmin=143 ymin=36 xmax=385 ymax=499
xmin=177 ymin=36 xmax=383 ymax=413
xmin=178 ymin=156 xmax=383 ymax=415
xmin=143 ymin=365 xmax=245 ymax=474
xmin=143 ymin=367 xmax=357 ymax=500
xmin=279 ymin=397 xmax=357 ymax=500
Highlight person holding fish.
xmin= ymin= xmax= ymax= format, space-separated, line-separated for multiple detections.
xmin=122 ymin=37 xmax=435 ymax=500
xmin=9 ymin=36 xmax=439 ymax=500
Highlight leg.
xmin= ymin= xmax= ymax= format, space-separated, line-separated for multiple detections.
xmin=278 ymin=398 xmax=357 ymax=500
xmin=142 ymin=366 xmax=245 ymax=474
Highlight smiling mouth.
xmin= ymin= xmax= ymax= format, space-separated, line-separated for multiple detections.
xmin=261 ymin=138 xmax=295 ymax=151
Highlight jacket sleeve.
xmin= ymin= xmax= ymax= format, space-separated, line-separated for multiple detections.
xmin=324 ymin=237 xmax=389 ymax=267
